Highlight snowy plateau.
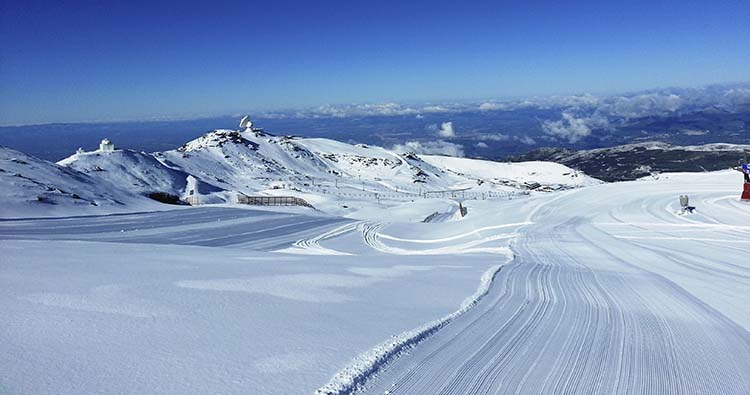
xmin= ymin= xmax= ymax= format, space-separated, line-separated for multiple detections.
xmin=1 ymin=120 xmax=749 ymax=394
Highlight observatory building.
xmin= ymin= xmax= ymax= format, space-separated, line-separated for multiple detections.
xmin=99 ymin=139 xmax=115 ymax=152
xmin=238 ymin=115 xmax=263 ymax=133
xmin=239 ymin=115 xmax=253 ymax=130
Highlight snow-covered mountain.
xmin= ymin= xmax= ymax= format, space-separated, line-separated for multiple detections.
xmin=58 ymin=148 xmax=224 ymax=201
xmin=0 ymin=147 xmax=162 ymax=218
xmin=2 ymin=118 xmax=600 ymax=218
xmin=58 ymin=149 xmax=191 ymax=195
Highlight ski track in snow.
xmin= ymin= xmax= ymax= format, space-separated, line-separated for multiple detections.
xmin=0 ymin=207 xmax=350 ymax=251
xmin=276 ymin=221 xmax=361 ymax=255
xmin=377 ymin=222 xmax=532 ymax=244
xmin=362 ymin=222 xmax=515 ymax=255
xmin=338 ymin=186 xmax=750 ymax=395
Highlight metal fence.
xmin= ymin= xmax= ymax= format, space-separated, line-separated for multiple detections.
xmin=237 ymin=195 xmax=315 ymax=209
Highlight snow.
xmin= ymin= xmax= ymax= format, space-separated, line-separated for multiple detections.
xmin=0 ymin=207 xmax=505 ymax=395
xmin=3 ymin=168 xmax=749 ymax=394
xmin=2 ymin=122 xmax=749 ymax=394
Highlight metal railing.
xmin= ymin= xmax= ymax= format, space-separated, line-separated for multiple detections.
xmin=237 ymin=195 xmax=315 ymax=209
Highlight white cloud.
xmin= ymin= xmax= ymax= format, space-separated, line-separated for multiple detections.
xmin=259 ymin=101 xmax=479 ymax=119
xmin=477 ymin=133 xmax=510 ymax=141
xmin=475 ymin=142 xmax=489 ymax=148
xmin=299 ymin=103 xmax=420 ymax=118
xmin=602 ymin=93 xmax=682 ymax=118
xmin=437 ymin=121 xmax=455 ymax=138
xmin=256 ymin=83 xmax=750 ymax=123
xmin=542 ymin=112 xmax=591 ymax=142
xmin=421 ymin=105 xmax=451 ymax=113
xmin=517 ymin=136 xmax=537 ymax=145
xmin=391 ymin=140 xmax=465 ymax=157
xmin=479 ymin=102 xmax=507 ymax=111
xmin=542 ymin=94 xmax=600 ymax=109
xmin=542 ymin=112 xmax=609 ymax=143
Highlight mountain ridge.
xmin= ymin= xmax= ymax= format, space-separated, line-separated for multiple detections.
xmin=1 ymin=118 xmax=599 ymax=219
xmin=508 ymin=142 xmax=750 ymax=182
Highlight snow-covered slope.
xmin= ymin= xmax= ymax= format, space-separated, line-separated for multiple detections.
xmin=153 ymin=128 xmax=467 ymax=195
xmin=0 ymin=147 xmax=161 ymax=218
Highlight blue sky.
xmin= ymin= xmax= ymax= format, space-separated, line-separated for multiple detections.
xmin=1 ymin=0 xmax=748 ymax=125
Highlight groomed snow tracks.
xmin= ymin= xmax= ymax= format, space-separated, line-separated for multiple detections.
xmin=352 ymin=219 xmax=750 ymax=394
